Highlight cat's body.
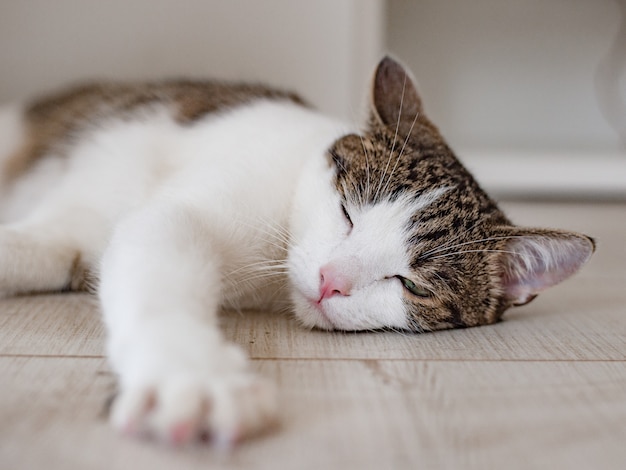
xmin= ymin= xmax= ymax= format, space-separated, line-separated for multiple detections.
xmin=0 ymin=58 xmax=594 ymax=446
xmin=0 ymin=84 xmax=342 ymax=310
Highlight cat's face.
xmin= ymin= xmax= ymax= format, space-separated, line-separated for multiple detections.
xmin=287 ymin=131 xmax=505 ymax=332
xmin=287 ymin=57 xmax=594 ymax=332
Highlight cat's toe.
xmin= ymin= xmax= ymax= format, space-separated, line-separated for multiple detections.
xmin=109 ymin=384 xmax=156 ymax=438
xmin=147 ymin=379 xmax=208 ymax=446
xmin=206 ymin=375 xmax=278 ymax=448
xmin=110 ymin=374 xmax=278 ymax=447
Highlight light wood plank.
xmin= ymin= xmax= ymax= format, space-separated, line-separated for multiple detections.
xmin=2 ymin=356 xmax=625 ymax=470
xmin=1 ymin=202 xmax=624 ymax=469
xmin=0 ymin=294 xmax=104 ymax=357
xmin=1 ymin=272 xmax=625 ymax=362
xmin=224 ymin=278 xmax=626 ymax=361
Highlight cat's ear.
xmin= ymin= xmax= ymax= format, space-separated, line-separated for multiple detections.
xmin=497 ymin=228 xmax=595 ymax=306
xmin=371 ymin=56 xmax=424 ymax=136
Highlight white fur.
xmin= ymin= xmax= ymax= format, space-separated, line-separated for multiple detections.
xmin=288 ymin=186 xmax=451 ymax=331
xmin=0 ymin=98 xmax=434 ymax=444
xmin=94 ymin=101 xmax=352 ymax=444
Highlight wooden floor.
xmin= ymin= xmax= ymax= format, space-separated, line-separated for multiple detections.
xmin=1 ymin=202 xmax=625 ymax=470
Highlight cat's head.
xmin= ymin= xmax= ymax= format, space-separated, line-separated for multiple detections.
xmin=287 ymin=56 xmax=595 ymax=332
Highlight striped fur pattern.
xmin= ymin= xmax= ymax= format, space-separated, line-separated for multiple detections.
xmin=323 ymin=58 xmax=594 ymax=330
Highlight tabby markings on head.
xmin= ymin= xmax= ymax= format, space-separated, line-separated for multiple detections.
xmin=321 ymin=56 xmax=594 ymax=332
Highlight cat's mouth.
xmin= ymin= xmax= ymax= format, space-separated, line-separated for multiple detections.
xmin=290 ymin=288 xmax=337 ymax=330
xmin=308 ymin=298 xmax=337 ymax=330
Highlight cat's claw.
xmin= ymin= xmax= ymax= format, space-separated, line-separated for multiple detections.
xmin=110 ymin=374 xmax=278 ymax=447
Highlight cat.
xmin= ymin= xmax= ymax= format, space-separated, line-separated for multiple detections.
xmin=0 ymin=57 xmax=594 ymax=446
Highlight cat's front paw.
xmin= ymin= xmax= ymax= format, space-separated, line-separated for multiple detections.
xmin=110 ymin=373 xmax=278 ymax=448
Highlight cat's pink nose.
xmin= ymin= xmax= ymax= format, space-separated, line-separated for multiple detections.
xmin=318 ymin=264 xmax=352 ymax=302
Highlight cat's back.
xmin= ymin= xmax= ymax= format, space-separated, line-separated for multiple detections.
xmin=5 ymin=79 xmax=307 ymax=170
xmin=0 ymin=79 xmax=345 ymax=222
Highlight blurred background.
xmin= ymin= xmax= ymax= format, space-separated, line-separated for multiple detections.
xmin=1 ymin=0 xmax=624 ymax=198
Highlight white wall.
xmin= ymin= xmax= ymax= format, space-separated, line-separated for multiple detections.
xmin=0 ymin=0 xmax=384 ymax=120
xmin=387 ymin=0 xmax=625 ymax=156
xmin=1 ymin=0 xmax=623 ymax=196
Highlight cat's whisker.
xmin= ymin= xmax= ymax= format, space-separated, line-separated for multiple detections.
xmin=236 ymin=272 xmax=287 ymax=285
xmin=234 ymin=225 xmax=290 ymax=250
xmin=234 ymin=262 xmax=289 ymax=274
xmin=417 ymin=218 xmax=485 ymax=259
xmin=404 ymin=316 xmax=426 ymax=333
xmin=374 ymin=75 xmax=407 ymax=202
xmin=257 ymin=224 xmax=292 ymax=247
xmin=225 ymin=258 xmax=290 ymax=290
xmin=333 ymin=154 xmax=362 ymax=203
xmin=358 ymin=133 xmax=373 ymax=203
xmin=420 ymin=235 xmax=534 ymax=259
xmin=272 ymin=298 xmax=294 ymax=316
xmin=242 ymin=267 xmax=291 ymax=278
xmin=340 ymin=143 xmax=366 ymax=207
xmin=428 ymin=248 xmax=544 ymax=261
xmin=379 ymin=108 xmax=419 ymax=198
xmin=241 ymin=272 xmax=285 ymax=284
xmin=248 ymin=259 xmax=289 ymax=268
xmin=430 ymin=270 xmax=448 ymax=287
xmin=227 ymin=259 xmax=289 ymax=277
xmin=233 ymin=221 xmax=291 ymax=253
xmin=341 ymin=179 xmax=363 ymax=210
xmin=391 ymin=326 xmax=414 ymax=338
xmin=234 ymin=212 xmax=293 ymax=247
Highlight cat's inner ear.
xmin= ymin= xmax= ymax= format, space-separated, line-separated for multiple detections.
xmin=371 ymin=56 xmax=423 ymax=136
xmin=498 ymin=229 xmax=595 ymax=306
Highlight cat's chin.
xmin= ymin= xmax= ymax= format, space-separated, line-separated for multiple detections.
xmin=291 ymin=292 xmax=338 ymax=331
xmin=290 ymin=289 xmax=378 ymax=332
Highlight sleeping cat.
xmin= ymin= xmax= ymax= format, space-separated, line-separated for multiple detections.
xmin=0 ymin=57 xmax=594 ymax=446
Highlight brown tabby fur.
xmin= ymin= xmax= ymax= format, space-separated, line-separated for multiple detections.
xmin=4 ymin=80 xmax=304 ymax=182
xmin=328 ymin=57 xmax=594 ymax=331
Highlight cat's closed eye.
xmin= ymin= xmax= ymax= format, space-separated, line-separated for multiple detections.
xmin=396 ymin=276 xmax=432 ymax=298
xmin=340 ymin=203 xmax=353 ymax=228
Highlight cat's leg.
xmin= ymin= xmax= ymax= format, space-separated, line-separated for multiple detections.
xmin=0 ymin=209 xmax=104 ymax=296
xmin=0 ymin=226 xmax=80 ymax=295
xmin=100 ymin=203 xmax=277 ymax=446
